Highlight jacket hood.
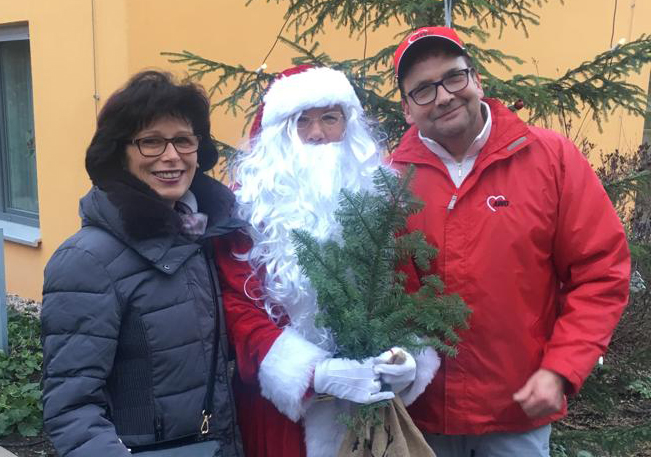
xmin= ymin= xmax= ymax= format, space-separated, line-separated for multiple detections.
xmin=79 ymin=172 xmax=247 ymax=272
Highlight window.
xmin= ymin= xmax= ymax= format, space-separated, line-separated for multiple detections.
xmin=0 ymin=24 xmax=38 ymax=227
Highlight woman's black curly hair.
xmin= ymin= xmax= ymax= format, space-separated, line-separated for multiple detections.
xmin=85 ymin=70 xmax=218 ymax=185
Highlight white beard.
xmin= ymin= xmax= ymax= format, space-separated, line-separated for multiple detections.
xmin=235 ymin=129 xmax=382 ymax=351
xmin=276 ymin=143 xmax=349 ymax=244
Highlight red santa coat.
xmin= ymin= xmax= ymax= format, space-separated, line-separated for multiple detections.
xmin=214 ymin=233 xmax=310 ymax=457
xmin=390 ymin=98 xmax=631 ymax=435
xmin=215 ymin=233 xmax=440 ymax=456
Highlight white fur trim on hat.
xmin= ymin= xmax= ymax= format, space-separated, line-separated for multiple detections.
xmin=258 ymin=327 xmax=330 ymax=421
xmin=399 ymin=346 xmax=441 ymax=406
xmin=262 ymin=67 xmax=363 ymax=128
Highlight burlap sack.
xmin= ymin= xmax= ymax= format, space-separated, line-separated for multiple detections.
xmin=337 ymin=397 xmax=435 ymax=457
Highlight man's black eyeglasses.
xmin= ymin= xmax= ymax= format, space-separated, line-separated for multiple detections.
xmin=407 ymin=68 xmax=473 ymax=106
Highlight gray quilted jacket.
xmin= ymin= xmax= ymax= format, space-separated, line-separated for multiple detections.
xmin=41 ymin=175 xmax=246 ymax=457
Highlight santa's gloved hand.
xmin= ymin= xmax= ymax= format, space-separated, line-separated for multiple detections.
xmin=373 ymin=347 xmax=417 ymax=394
xmin=313 ymin=357 xmax=395 ymax=404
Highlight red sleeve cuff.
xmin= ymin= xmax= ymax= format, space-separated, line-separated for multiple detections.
xmin=540 ymin=359 xmax=582 ymax=396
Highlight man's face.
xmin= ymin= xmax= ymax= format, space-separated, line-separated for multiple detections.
xmin=296 ymin=105 xmax=346 ymax=144
xmin=401 ymin=54 xmax=484 ymax=144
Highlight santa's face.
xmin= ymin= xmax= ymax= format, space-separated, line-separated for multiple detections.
xmin=296 ymin=105 xmax=346 ymax=144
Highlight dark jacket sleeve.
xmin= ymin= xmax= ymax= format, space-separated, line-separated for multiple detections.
xmin=41 ymin=245 xmax=131 ymax=457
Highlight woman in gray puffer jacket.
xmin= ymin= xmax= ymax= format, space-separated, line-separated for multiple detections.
xmin=41 ymin=71 xmax=245 ymax=457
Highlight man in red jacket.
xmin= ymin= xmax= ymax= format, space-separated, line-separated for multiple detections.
xmin=391 ymin=26 xmax=631 ymax=456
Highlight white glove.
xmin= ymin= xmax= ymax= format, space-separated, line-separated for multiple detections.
xmin=314 ymin=357 xmax=396 ymax=404
xmin=373 ymin=347 xmax=416 ymax=394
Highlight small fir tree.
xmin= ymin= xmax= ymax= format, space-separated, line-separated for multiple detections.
xmin=292 ymin=166 xmax=469 ymax=453
xmin=291 ymin=166 xmax=470 ymax=361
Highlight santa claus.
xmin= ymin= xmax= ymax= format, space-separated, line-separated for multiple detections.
xmin=230 ymin=65 xmax=439 ymax=457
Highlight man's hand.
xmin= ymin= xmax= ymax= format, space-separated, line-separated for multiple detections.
xmin=513 ymin=368 xmax=565 ymax=419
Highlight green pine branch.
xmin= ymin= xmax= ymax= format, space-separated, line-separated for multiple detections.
xmin=212 ymin=138 xmax=244 ymax=179
xmin=161 ymin=50 xmax=273 ymax=131
xmin=452 ymin=0 xmax=548 ymax=37
xmin=291 ymin=166 xmax=470 ymax=360
xmin=553 ymin=422 xmax=651 ymax=457
xmin=603 ymin=169 xmax=651 ymax=204
xmin=593 ymin=143 xmax=651 ymax=208
xmin=292 ymin=231 xmax=358 ymax=304
xmin=248 ymin=0 xmax=550 ymax=42
xmin=166 ymin=29 xmax=651 ymax=150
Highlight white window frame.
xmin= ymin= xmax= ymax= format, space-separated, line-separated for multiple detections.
xmin=0 ymin=23 xmax=40 ymax=246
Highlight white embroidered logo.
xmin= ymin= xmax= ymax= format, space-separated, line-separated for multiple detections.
xmin=486 ymin=195 xmax=506 ymax=212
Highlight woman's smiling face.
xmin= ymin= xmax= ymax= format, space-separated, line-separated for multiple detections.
xmin=125 ymin=116 xmax=198 ymax=207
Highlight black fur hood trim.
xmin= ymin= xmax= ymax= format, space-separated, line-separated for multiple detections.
xmin=80 ymin=170 xmax=245 ymax=249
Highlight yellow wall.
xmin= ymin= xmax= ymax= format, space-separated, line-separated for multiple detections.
xmin=1 ymin=0 xmax=99 ymax=299
xmin=1 ymin=0 xmax=649 ymax=299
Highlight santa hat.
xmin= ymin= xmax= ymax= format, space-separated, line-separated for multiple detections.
xmin=250 ymin=65 xmax=363 ymax=139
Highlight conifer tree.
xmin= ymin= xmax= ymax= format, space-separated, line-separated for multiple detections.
xmin=165 ymin=0 xmax=651 ymax=158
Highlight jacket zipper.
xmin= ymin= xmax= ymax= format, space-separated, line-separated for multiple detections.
xmin=447 ymin=194 xmax=458 ymax=212
xmin=202 ymin=248 xmax=221 ymax=436
xmin=203 ymin=241 xmax=245 ymax=456
xmin=154 ymin=416 xmax=163 ymax=441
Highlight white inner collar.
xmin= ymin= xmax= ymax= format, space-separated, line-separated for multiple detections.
xmin=418 ymin=101 xmax=492 ymax=188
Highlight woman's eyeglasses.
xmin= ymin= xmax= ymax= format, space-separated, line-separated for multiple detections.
xmin=130 ymin=135 xmax=201 ymax=157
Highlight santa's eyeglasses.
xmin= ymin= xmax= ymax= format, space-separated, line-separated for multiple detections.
xmin=296 ymin=111 xmax=345 ymax=131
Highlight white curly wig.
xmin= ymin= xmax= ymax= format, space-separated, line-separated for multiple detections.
xmin=234 ymin=66 xmax=385 ymax=349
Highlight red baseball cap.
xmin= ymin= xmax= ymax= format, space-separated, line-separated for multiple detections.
xmin=394 ymin=26 xmax=467 ymax=78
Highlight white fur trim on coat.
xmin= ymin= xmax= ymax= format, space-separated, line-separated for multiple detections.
xmin=262 ymin=67 xmax=362 ymax=128
xmin=399 ymin=346 xmax=441 ymax=406
xmin=259 ymin=327 xmax=330 ymax=421
xmin=304 ymin=398 xmax=351 ymax=457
